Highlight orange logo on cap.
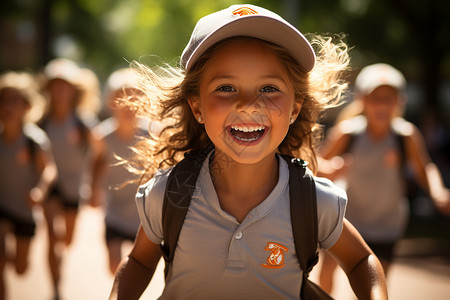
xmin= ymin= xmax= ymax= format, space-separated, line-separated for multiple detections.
xmin=232 ymin=7 xmax=258 ymax=16
xmin=261 ymin=242 xmax=288 ymax=269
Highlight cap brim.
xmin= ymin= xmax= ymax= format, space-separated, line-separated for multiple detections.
xmin=184 ymin=16 xmax=315 ymax=73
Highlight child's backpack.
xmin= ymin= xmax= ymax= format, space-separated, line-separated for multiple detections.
xmin=160 ymin=145 xmax=333 ymax=300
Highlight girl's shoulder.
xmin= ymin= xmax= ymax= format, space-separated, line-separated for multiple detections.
xmin=92 ymin=117 xmax=118 ymax=139
xmin=391 ymin=117 xmax=415 ymax=137
xmin=23 ymin=122 xmax=51 ymax=150
xmin=312 ymin=175 xmax=347 ymax=249
xmin=313 ymin=175 xmax=347 ymax=206
xmin=135 ymin=166 xmax=175 ymax=243
xmin=337 ymin=115 xmax=367 ymax=136
xmin=137 ymin=167 xmax=173 ymax=200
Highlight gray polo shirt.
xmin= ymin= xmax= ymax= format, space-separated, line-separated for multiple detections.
xmin=343 ymin=116 xmax=408 ymax=242
xmin=0 ymin=123 xmax=51 ymax=223
xmin=94 ymin=117 xmax=143 ymax=236
xmin=136 ymin=154 xmax=347 ymax=299
xmin=43 ymin=114 xmax=90 ymax=202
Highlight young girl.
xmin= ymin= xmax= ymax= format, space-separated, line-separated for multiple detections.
xmin=317 ymin=63 xmax=450 ymax=293
xmin=109 ymin=5 xmax=387 ymax=299
xmin=90 ymin=68 xmax=150 ymax=274
xmin=39 ymin=58 xmax=100 ymax=299
xmin=0 ymin=71 xmax=57 ymax=300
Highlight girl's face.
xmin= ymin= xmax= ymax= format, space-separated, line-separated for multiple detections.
xmin=109 ymin=88 xmax=138 ymax=122
xmin=363 ymin=85 xmax=401 ymax=127
xmin=48 ymin=78 xmax=78 ymax=113
xmin=189 ymin=39 xmax=301 ymax=164
xmin=0 ymin=88 xmax=29 ymax=126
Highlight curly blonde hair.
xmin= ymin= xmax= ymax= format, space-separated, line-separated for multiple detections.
xmin=125 ymin=35 xmax=349 ymax=183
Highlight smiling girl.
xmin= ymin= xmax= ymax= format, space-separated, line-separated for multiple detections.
xmin=109 ymin=4 xmax=387 ymax=300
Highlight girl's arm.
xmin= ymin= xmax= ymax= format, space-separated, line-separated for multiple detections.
xmin=29 ymin=147 xmax=57 ymax=205
xmin=316 ymin=124 xmax=352 ymax=180
xmin=404 ymin=125 xmax=450 ymax=215
xmin=89 ymin=133 xmax=106 ymax=207
xmin=109 ymin=226 xmax=162 ymax=300
xmin=327 ymin=219 xmax=388 ymax=300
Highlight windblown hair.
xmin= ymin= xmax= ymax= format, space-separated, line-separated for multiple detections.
xmin=125 ymin=35 xmax=350 ymax=184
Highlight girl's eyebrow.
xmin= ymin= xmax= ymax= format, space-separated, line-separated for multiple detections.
xmin=208 ymin=74 xmax=287 ymax=83
xmin=207 ymin=75 xmax=235 ymax=83
xmin=260 ymin=74 xmax=288 ymax=82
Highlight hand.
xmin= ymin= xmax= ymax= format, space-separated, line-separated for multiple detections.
xmin=433 ymin=188 xmax=450 ymax=216
xmin=28 ymin=187 xmax=44 ymax=206
xmin=317 ymin=154 xmax=352 ymax=180
xmin=89 ymin=188 xmax=104 ymax=208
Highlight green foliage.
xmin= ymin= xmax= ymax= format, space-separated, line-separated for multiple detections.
xmin=1 ymin=0 xmax=449 ymax=92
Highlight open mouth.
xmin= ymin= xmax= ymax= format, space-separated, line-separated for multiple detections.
xmin=228 ymin=124 xmax=267 ymax=143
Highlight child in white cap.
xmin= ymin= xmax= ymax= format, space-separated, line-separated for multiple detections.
xmin=0 ymin=71 xmax=57 ymax=299
xmin=110 ymin=5 xmax=388 ymax=299
xmin=90 ymin=68 xmax=150 ymax=274
xmin=317 ymin=63 xmax=450 ymax=293
xmin=39 ymin=58 xmax=100 ymax=300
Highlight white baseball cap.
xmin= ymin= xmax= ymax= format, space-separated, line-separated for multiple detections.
xmin=106 ymin=68 xmax=140 ymax=94
xmin=355 ymin=63 xmax=406 ymax=95
xmin=181 ymin=4 xmax=315 ymax=73
xmin=44 ymin=58 xmax=81 ymax=85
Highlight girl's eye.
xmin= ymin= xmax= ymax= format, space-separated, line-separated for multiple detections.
xmin=260 ymin=85 xmax=279 ymax=93
xmin=216 ymin=85 xmax=236 ymax=92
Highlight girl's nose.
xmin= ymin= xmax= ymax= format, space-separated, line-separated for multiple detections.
xmin=236 ymin=92 xmax=263 ymax=114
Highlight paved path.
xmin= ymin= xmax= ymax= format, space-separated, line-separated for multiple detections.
xmin=6 ymin=205 xmax=450 ymax=299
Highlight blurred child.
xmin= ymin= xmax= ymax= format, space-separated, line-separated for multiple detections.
xmin=317 ymin=63 xmax=450 ymax=293
xmin=0 ymin=71 xmax=57 ymax=300
xmin=39 ymin=58 xmax=100 ymax=299
xmin=90 ymin=68 xmax=148 ymax=274
xmin=109 ymin=5 xmax=388 ymax=299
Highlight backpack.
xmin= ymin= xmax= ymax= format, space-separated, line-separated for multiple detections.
xmin=160 ymin=145 xmax=333 ymax=300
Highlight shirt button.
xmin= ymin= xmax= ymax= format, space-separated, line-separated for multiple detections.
xmin=235 ymin=232 xmax=243 ymax=240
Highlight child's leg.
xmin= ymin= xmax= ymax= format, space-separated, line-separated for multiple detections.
xmin=318 ymin=250 xmax=338 ymax=293
xmin=63 ymin=208 xmax=78 ymax=246
xmin=107 ymin=239 xmax=122 ymax=274
xmin=0 ymin=222 xmax=10 ymax=300
xmin=12 ymin=219 xmax=36 ymax=275
xmin=14 ymin=235 xmax=32 ymax=274
xmin=43 ymin=197 xmax=64 ymax=297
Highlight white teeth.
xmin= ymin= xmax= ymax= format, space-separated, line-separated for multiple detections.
xmin=231 ymin=125 xmax=265 ymax=132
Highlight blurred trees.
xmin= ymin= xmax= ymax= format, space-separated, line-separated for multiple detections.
xmin=1 ymin=0 xmax=449 ymax=121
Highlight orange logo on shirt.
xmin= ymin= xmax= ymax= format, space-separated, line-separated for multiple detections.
xmin=261 ymin=242 xmax=288 ymax=269
xmin=232 ymin=7 xmax=258 ymax=16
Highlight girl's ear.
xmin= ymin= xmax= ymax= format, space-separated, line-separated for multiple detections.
xmin=290 ymin=98 xmax=303 ymax=122
xmin=187 ymin=97 xmax=203 ymax=123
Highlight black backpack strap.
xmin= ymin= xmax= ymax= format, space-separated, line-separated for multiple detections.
xmin=74 ymin=115 xmax=90 ymax=152
xmin=161 ymin=144 xmax=214 ymax=279
xmin=281 ymin=155 xmax=333 ymax=300
xmin=394 ymin=131 xmax=406 ymax=170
